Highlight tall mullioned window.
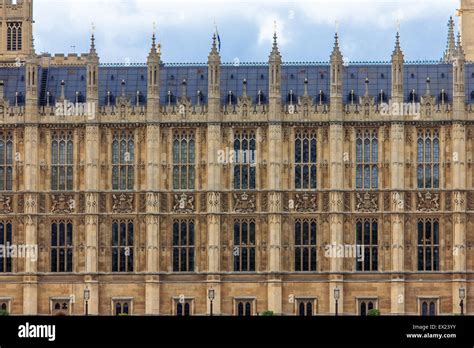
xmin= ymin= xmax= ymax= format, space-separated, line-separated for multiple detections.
xmin=233 ymin=220 xmax=256 ymax=272
xmin=51 ymin=221 xmax=73 ymax=273
xmin=112 ymin=220 xmax=134 ymax=272
xmin=0 ymin=132 xmax=13 ymax=191
xmin=51 ymin=131 xmax=73 ymax=191
xmin=356 ymin=219 xmax=378 ymax=272
xmin=417 ymin=219 xmax=440 ymax=271
xmin=233 ymin=130 xmax=256 ymax=190
xmin=7 ymin=22 xmax=22 ymax=51
xmin=417 ymin=129 xmax=440 ymax=189
xmin=0 ymin=222 xmax=12 ymax=272
xmin=173 ymin=130 xmax=195 ymax=190
xmin=356 ymin=129 xmax=378 ymax=189
xmin=294 ymin=219 xmax=317 ymax=272
xmin=112 ymin=130 xmax=134 ymax=191
xmin=172 ymin=220 xmax=195 ymax=272
xmin=295 ymin=130 xmax=317 ymax=189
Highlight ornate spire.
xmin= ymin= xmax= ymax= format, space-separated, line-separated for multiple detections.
xmin=147 ymin=23 xmax=160 ymax=63
xmin=330 ymin=32 xmax=343 ymax=62
xmin=391 ymin=31 xmax=404 ymax=61
xmin=88 ymin=23 xmax=98 ymax=60
xmin=269 ymin=21 xmax=281 ymax=59
xmin=443 ymin=16 xmax=456 ymax=62
xmin=456 ymin=31 xmax=465 ymax=59
xmin=211 ymin=32 xmax=218 ymax=54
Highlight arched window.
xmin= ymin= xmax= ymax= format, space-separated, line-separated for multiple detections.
xmin=245 ymin=302 xmax=252 ymax=316
xmin=299 ymin=302 xmax=305 ymax=316
xmin=112 ymin=130 xmax=134 ymax=191
xmin=347 ymin=91 xmax=357 ymax=104
xmin=294 ymin=219 xmax=317 ymax=272
xmin=295 ymin=130 xmax=317 ymax=189
xmin=417 ymin=219 xmax=440 ymax=271
xmin=356 ymin=219 xmax=378 ymax=272
xmin=360 ymin=300 xmax=376 ymax=316
xmin=297 ymin=300 xmax=314 ymax=316
xmin=356 ymin=130 xmax=378 ymax=189
xmin=172 ymin=220 xmax=195 ymax=272
xmin=233 ymin=130 xmax=256 ymax=190
xmin=0 ymin=132 xmax=13 ymax=191
xmin=114 ymin=301 xmax=132 ymax=315
xmin=173 ymin=130 xmax=195 ymax=190
xmin=0 ymin=222 xmax=12 ymax=272
xmin=7 ymin=22 xmax=22 ymax=51
xmin=236 ymin=301 xmax=253 ymax=316
xmin=51 ymin=131 xmax=74 ymax=191
xmin=287 ymin=90 xmax=296 ymax=104
xmin=421 ymin=300 xmax=437 ymax=316
xmin=417 ymin=129 xmax=439 ymax=189
xmin=438 ymin=90 xmax=448 ymax=103
xmin=237 ymin=302 xmax=244 ymax=316
xmin=51 ymin=221 xmax=73 ymax=272
xmin=233 ymin=220 xmax=256 ymax=272
xmin=112 ymin=220 xmax=134 ymax=272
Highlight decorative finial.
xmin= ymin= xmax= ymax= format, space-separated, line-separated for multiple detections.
xmin=335 ymin=20 xmax=339 ymax=35
xmin=89 ymin=22 xmax=96 ymax=54
xmin=273 ymin=20 xmax=278 ymax=47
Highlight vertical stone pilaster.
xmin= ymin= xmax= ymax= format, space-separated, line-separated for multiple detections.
xmin=390 ymin=122 xmax=405 ymax=314
xmin=23 ymin=126 xmax=38 ymax=314
xmin=84 ymin=125 xmax=99 ymax=315
xmin=207 ymin=123 xmax=222 ymax=314
xmin=85 ymin=126 xmax=99 ymax=275
xmin=329 ymin=124 xmax=344 ymax=274
xmin=145 ymin=124 xmax=161 ymax=314
xmin=267 ymin=123 xmax=282 ymax=314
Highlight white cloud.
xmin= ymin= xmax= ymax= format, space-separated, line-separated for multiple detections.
xmin=33 ymin=0 xmax=459 ymax=62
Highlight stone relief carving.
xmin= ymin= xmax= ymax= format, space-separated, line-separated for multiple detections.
xmin=0 ymin=194 xmax=12 ymax=214
xmin=173 ymin=193 xmax=195 ymax=213
xmin=51 ymin=194 xmax=75 ymax=214
xmin=416 ymin=191 xmax=440 ymax=212
xmin=294 ymin=193 xmax=317 ymax=212
xmin=355 ymin=192 xmax=378 ymax=212
xmin=112 ymin=193 xmax=134 ymax=213
xmin=233 ymin=192 xmax=256 ymax=213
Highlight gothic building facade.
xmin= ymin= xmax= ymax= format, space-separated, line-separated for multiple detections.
xmin=0 ymin=0 xmax=473 ymax=316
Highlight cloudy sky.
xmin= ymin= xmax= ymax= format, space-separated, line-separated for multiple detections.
xmin=34 ymin=0 xmax=459 ymax=64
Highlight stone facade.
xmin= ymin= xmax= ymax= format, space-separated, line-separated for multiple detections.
xmin=0 ymin=0 xmax=473 ymax=316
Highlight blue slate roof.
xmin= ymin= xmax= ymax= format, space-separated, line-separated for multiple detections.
xmin=0 ymin=61 xmax=473 ymax=106
xmin=0 ymin=67 xmax=25 ymax=105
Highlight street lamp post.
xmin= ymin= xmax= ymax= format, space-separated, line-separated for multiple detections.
xmin=334 ymin=287 xmax=340 ymax=317
xmin=84 ymin=287 xmax=90 ymax=316
xmin=459 ymin=287 xmax=465 ymax=316
xmin=208 ymin=288 xmax=215 ymax=317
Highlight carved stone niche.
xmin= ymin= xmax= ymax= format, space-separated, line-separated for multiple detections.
xmin=0 ymin=194 xmax=12 ymax=214
xmin=233 ymin=192 xmax=256 ymax=213
xmin=112 ymin=193 xmax=134 ymax=214
xmin=293 ymin=193 xmax=317 ymax=212
xmin=355 ymin=192 xmax=378 ymax=212
xmin=51 ymin=194 xmax=75 ymax=214
xmin=173 ymin=193 xmax=195 ymax=213
xmin=416 ymin=191 xmax=440 ymax=212
xmin=468 ymin=192 xmax=474 ymax=211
